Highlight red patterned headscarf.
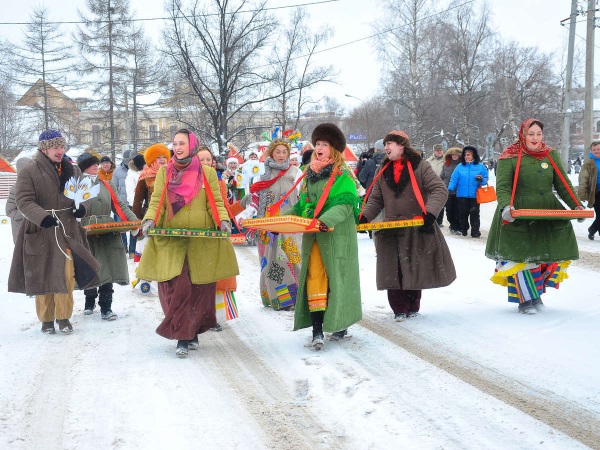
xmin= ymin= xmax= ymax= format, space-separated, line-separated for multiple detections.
xmin=498 ymin=118 xmax=552 ymax=161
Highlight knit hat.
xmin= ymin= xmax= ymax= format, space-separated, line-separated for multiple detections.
xmin=77 ymin=152 xmax=100 ymax=173
xmin=226 ymin=157 xmax=239 ymax=167
xmin=100 ymin=156 xmax=112 ymax=164
xmin=383 ymin=130 xmax=410 ymax=146
xmin=144 ymin=143 xmax=171 ymax=166
xmin=131 ymin=153 xmax=145 ymax=171
xmin=311 ymin=123 xmax=346 ymax=152
xmin=374 ymin=139 xmax=384 ymax=151
xmin=38 ymin=129 xmax=66 ymax=151
xmin=121 ymin=150 xmax=131 ymax=164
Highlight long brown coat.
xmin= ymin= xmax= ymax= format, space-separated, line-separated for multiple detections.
xmin=9 ymin=152 xmax=100 ymax=295
xmin=362 ymin=157 xmax=456 ymax=291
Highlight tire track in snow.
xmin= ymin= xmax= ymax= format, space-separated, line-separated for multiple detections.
xmin=208 ymin=331 xmax=343 ymax=450
xmin=360 ymin=312 xmax=600 ymax=449
xmin=205 ymin=245 xmax=346 ymax=450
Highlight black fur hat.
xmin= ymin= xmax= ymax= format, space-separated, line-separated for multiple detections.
xmin=461 ymin=146 xmax=481 ymax=165
xmin=77 ymin=152 xmax=100 ymax=173
xmin=311 ymin=123 xmax=346 ymax=152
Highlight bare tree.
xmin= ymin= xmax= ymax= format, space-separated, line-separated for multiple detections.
xmin=120 ymin=25 xmax=164 ymax=150
xmin=162 ymin=0 xmax=278 ymax=154
xmin=14 ymin=7 xmax=74 ymax=131
xmin=268 ymin=8 xmax=336 ymax=131
xmin=0 ymin=40 xmax=27 ymax=156
xmin=376 ymin=0 xmax=436 ymax=141
xmin=76 ymin=0 xmax=134 ymax=159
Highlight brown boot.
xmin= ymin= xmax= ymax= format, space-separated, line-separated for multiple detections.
xmin=41 ymin=321 xmax=55 ymax=334
xmin=56 ymin=319 xmax=73 ymax=334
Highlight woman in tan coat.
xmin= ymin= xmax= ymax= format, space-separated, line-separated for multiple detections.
xmin=361 ymin=130 xmax=456 ymax=321
xmin=137 ymin=129 xmax=239 ymax=357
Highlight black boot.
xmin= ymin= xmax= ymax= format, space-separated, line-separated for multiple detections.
xmin=176 ymin=340 xmax=189 ymax=357
xmin=588 ymin=225 xmax=596 ymax=240
xmin=330 ymin=329 xmax=347 ymax=341
xmin=99 ymin=292 xmax=117 ymax=321
xmin=83 ymin=288 xmax=97 ymax=315
xmin=311 ymin=311 xmax=325 ymax=351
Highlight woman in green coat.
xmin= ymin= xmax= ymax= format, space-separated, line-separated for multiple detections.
xmin=137 ymin=129 xmax=239 ymax=357
xmin=485 ymin=118 xmax=583 ymax=315
xmin=77 ymin=152 xmax=139 ymax=320
xmin=285 ymin=123 xmax=362 ymax=350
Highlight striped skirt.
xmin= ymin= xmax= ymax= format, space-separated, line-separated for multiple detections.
xmin=491 ymin=261 xmax=570 ymax=304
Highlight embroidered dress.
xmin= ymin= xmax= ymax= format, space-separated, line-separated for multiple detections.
xmin=254 ymin=160 xmax=302 ymax=310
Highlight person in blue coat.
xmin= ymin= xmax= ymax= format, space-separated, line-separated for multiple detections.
xmin=448 ymin=146 xmax=488 ymax=237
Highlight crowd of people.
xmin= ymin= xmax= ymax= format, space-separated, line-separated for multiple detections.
xmin=5 ymin=117 xmax=591 ymax=355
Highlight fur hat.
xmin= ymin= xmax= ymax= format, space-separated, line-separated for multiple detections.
xmin=461 ymin=145 xmax=481 ymax=164
xmin=130 ymin=153 xmax=145 ymax=171
xmin=38 ymin=129 xmax=66 ymax=151
xmin=311 ymin=123 xmax=346 ymax=152
xmin=144 ymin=144 xmax=170 ymax=166
xmin=77 ymin=152 xmax=100 ymax=173
xmin=383 ymin=130 xmax=409 ymax=146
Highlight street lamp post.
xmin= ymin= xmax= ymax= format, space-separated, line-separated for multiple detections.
xmin=345 ymin=94 xmax=371 ymax=149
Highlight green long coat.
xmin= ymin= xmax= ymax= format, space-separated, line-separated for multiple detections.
xmin=136 ymin=165 xmax=239 ymax=284
xmin=485 ymin=150 xmax=580 ymax=263
xmin=81 ymin=180 xmax=139 ymax=286
xmin=286 ymin=175 xmax=362 ymax=333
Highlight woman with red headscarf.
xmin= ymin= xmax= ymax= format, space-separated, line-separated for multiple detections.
xmin=136 ymin=129 xmax=239 ymax=356
xmin=485 ymin=119 xmax=583 ymax=315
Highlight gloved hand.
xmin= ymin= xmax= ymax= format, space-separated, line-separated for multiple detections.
xmin=73 ymin=204 xmax=86 ymax=218
xmin=576 ymin=205 xmax=587 ymax=223
xmin=220 ymin=220 xmax=232 ymax=233
xmin=475 ymin=175 xmax=483 ymax=182
xmin=40 ymin=215 xmax=59 ymax=228
xmin=141 ymin=219 xmax=155 ymax=237
xmin=502 ymin=206 xmax=515 ymax=223
xmin=358 ymin=215 xmax=369 ymax=224
xmin=318 ymin=222 xmax=330 ymax=232
xmin=235 ymin=205 xmax=257 ymax=223
xmin=419 ymin=212 xmax=436 ymax=234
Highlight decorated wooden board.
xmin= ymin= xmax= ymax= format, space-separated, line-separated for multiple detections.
xmin=356 ymin=217 xmax=425 ymax=231
xmin=230 ymin=233 xmax=247 ymax=245
xmin=511 ymin=209 xmax=594 ymax=220
xmin=83 ymin=220 xmax=142 ymax=235
xmin=148 ymin=228 xmax=230 ymax=238
xmin=243 ymin=216 xmax=330 ymax=233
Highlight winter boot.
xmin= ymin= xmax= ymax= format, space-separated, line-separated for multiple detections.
xmin=84 ymin=296 xmax=96 ymax=315
xmin=394 ymin=313 xmax=407 ymax=322
xmin=188 ymin=335 xmax=199 ymax=350
xmin=56 ymin=319 xmax=73 ymax=333
xmin=99 ymin=292 xmax=117 ymax=321
xmin=176 ymin=340 xmax=189 ymax=357
xmin=330 ymin=329 xmax=347 ymax=341
xmin=41 ymin=321 xmax=56 ymax=334
xmin=312 ymin=330 xmax=324 ymax=350
xmin=532 ymin=298 xmax=545 ymax=312
xmin=407 ymin=311 xmax=419 ymax=318
xmin=518 ymin=300 xmax=537 ymax=315
xmin=588 ymin=226 xmax=596 ymax=241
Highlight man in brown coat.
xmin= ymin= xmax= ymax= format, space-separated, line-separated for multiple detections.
xmin=8 ymin=130 xmax=100 ymax=334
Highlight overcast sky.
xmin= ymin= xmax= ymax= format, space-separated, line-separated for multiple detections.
xmin=0 ymin=0 xmax=591 ymax=110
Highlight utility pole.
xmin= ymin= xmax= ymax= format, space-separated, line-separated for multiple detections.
xmin=583 ymin=0 xmax=596 ymax=158
xmin=560 ymin=0 xmax=578 ymax=167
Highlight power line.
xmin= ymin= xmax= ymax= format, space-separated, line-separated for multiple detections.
xmin=0 ymin=0 xmax=339 ymax=26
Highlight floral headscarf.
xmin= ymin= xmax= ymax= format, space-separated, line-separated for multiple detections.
xmin=498 ymin=118 xmax=552 ymax=161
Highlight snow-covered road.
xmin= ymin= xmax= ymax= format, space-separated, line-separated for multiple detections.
xmin=1 ymin=196 xmax=599 ymax=449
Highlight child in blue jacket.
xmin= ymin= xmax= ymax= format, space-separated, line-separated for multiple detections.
xmin=448 ymin=146 xmax=488 ymax=237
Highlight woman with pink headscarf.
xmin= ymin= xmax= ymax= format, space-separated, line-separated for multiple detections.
xmin=136 ymin=129 xmax=239 ymax=357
